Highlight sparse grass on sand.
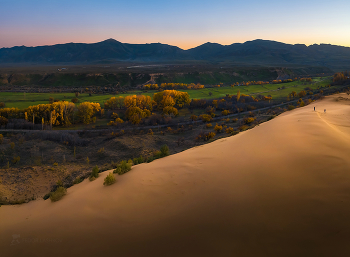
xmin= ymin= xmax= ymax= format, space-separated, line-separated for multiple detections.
xmin=103 ymin=172 xmax=116 ymax=186
xmin=49 ymin=186 xmax=67 ymax=202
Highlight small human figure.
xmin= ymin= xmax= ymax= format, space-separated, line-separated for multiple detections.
xmin=314 ymin=107 xmax=315 ymax=111
xmin=324 ymin=109 xmax=326 ymax=113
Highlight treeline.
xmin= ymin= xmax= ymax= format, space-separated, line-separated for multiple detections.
xmin=142 ymin=83 xmax=205 ymax=90
xmin=333 ymin=71 xmax=349 ymax=83
xmin=0 ymin=101 xmax=102 ymax=127
xmin=105 ymin=90 xmax=190 ymax=125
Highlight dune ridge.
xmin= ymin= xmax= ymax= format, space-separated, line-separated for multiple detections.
xmin=1 ymin=94 xmax=350 ymax=257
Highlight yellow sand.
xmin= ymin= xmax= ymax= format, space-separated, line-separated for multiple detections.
xmin=2 ymin=94 xmax=350 ymax=257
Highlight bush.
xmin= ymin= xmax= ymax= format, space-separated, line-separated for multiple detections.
xmin=214 ymin=124 xmax=223 ymax=133
xmin=0 ymin=134 xmax=3 ymax=144
xmin=190 ymin=115 xmax=198 ymax=121
xmin=232 ymin=118 xmax=238 ymax=123
xmin=288 ymin=105 xmax=295 ymax=110
xmin=226 ymin=127 xmax=234 ymax=134
xmin=206 ymin=123 xmax=212 ymax=128
xmin=71 ymin=98 xmax=79 ymax=103
xmin=221 ymin=110 xmax=230 ymax=115
xmin=153 ymin=150 xmax=162 ymax=159
xmin=160 ymin=145 xmax=169 ymax=157
xmin=196 ymin=132 xmax=216 ymax=141
xmin=11 ymin=156 xmax=20 ymax=164
xmin=50 ymin=187 xmax=67 ymax=202
xmin=104 ymin=172 xmax=116 ymax=186
xmin=199 ymin=114 xmax=212 ymax=122
xmin=239 ymin=125 xmax=249 ymax=131
xmin=89 ymin=165 xmax=99 ymax=181
xmin=137 ymin=155 xmax=144 ymax=164
xmin=97 ymin=147 xmax=105 ymax=155
xmin=0 ymin=116 xmax=8 ymax=126
xmin=114 ymin=161 xmax=132 ymax=175
xmin=73 ymin=177 xmax=83 ymax=184
xmin=244 ymin=117 xmax=256 ymax=124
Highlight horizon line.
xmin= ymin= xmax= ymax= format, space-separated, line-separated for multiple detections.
xmin=1 ymin=38 xmax=350 ymax=50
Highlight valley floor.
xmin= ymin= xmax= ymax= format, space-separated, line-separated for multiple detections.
xmin=1 ymin=93 xmax=350 ymax=257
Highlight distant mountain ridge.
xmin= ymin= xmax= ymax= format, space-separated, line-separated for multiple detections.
xmin=0 ymin=39 xmax=349 ymax=70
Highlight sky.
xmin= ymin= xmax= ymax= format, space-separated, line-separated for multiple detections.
xmin=0 ymin=0 xmax=349 ymax=49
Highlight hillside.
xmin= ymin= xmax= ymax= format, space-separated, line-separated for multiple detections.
xmin=0 ymin=39 xmax=350 ymax=70
xmin=2 ymin=93 xmax=350 ymax=256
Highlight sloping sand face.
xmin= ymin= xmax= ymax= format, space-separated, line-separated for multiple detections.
xmin=2 ymin=94 xmax=350 ymax=257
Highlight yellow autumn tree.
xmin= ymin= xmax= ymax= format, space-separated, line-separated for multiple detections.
xmin=124 ymin=95 xmax=153 ymax=111
xmin=153 ymin=90 xmax=190 ymax=109
xmin=104 ymin=96 xmax=125 ymax=109
xmin=77 ymin=102 xmax=101 ymax=124
xmin=125 ymin=107 xmax=151 ymax=125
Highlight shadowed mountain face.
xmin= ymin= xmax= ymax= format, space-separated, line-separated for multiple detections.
xmin=0 ymin=39 xmax=349 ymax=70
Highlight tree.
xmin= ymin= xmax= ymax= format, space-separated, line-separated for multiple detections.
xmin=237 ymin=90 xmax=241 ymax=102
xmin=77 ymin=102 xmax=101 ymax=124
xmin=153 ymin=90 xmax=190 ymax=109
xmin=104 ymin=96 xmax=125 ymax=109
xmin=163 ymin=106 xmax=178 ymax=116
xmin=125 ymin=106 xmax=151 ymax=125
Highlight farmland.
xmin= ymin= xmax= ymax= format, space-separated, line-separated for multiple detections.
xmin=0 ymin=77 xmax=332 ymax=109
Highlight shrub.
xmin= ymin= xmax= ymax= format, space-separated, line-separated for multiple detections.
xmin=0 ymin=102 xmax=5 ymax=108
xmin=73 ymin=177 xmax=83 ymax=184
xmin=0 ymin=134 xmax=3 ymax=144
xmin=298 ymin=90 xmax=307 ymax=98
xmin=148 ymin=129 xmax=154 ymax=135
xmin=239 ymin=125 xmax=249 ymax=131
xmin=232 ymin=118 xmax=238 ymax=123
xmin=206 ymin=123 xmax=212 ymax=128
xmin=244 ymin=117 xmax=256 ymax=124
xmin=226 ymin=127 xmax=234 ymax=134
xmin=214 ymin=124 xmax=223 ymax=133
xmin=153 ymin=150 xmax=162 ymax=159
xmin=190 ymin=115 xmax=198 ymax=121
xmin=221 ymin=110 xmax=230 ymax=115
xmin=89 ymin=165 xmax=99 ymax=181
xmin=288 ymin=105 xmax=295 ymax=110
xmin=50 ymin=187 xmax=67 ymax=202
xmin=0 ymin=116 xmax=8 ymax=126
xmin=11 ymin=156 xmax=20 ymax=164
xmin=199 ymin=114 xmax=212 ymax=122
xmin=86 ymin=157 xmax=90 ymax=165
xmin=71 ymin=98 xmax=79 ymax=103
xmin=114 ymin=161 xmax=132 ymax=175
xmin=104 ymin=172 xmax=116 ymax=186
xmin=10 ymin=142 xmax=15 ymax=149
xmin=160 ymin=145 xmax=169 ymax=157
xmin=196 ymin=132 xmax=216 ymax=141
xmin=97 ymin=147 xmax=105 ymax=155
xmin=53 ymin=162 xmax=58 ymax=166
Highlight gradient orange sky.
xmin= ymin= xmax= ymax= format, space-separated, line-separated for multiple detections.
xmin=1 ymin=0 xmax=349 ymax=49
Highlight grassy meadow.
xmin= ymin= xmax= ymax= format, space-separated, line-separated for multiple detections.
xmin=0 ymin=77 xmax=332 ymax=109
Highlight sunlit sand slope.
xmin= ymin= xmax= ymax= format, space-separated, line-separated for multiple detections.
xmin=2 ymin=94 xmax=350 ymax=257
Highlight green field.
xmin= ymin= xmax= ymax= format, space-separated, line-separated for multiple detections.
xmin=0 ymin=77 xmax=332 ymax=109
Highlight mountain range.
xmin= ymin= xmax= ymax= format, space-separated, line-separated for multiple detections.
xmin=0 ymin=39 xmax=349 ymax=70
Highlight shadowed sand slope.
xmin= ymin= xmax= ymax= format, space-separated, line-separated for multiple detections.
xmin=2 ymin=94 xmax=350 ymax=257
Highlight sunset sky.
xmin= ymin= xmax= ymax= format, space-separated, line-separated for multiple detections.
xmin=1 ymin=0 xmax=349 ymax=49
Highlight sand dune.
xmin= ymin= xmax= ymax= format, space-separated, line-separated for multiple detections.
xmin=2 ymin=94 xmax=350 ymax=257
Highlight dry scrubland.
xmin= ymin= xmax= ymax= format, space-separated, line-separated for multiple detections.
xmin=1 ymin=93 xmax=350 ymax=256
